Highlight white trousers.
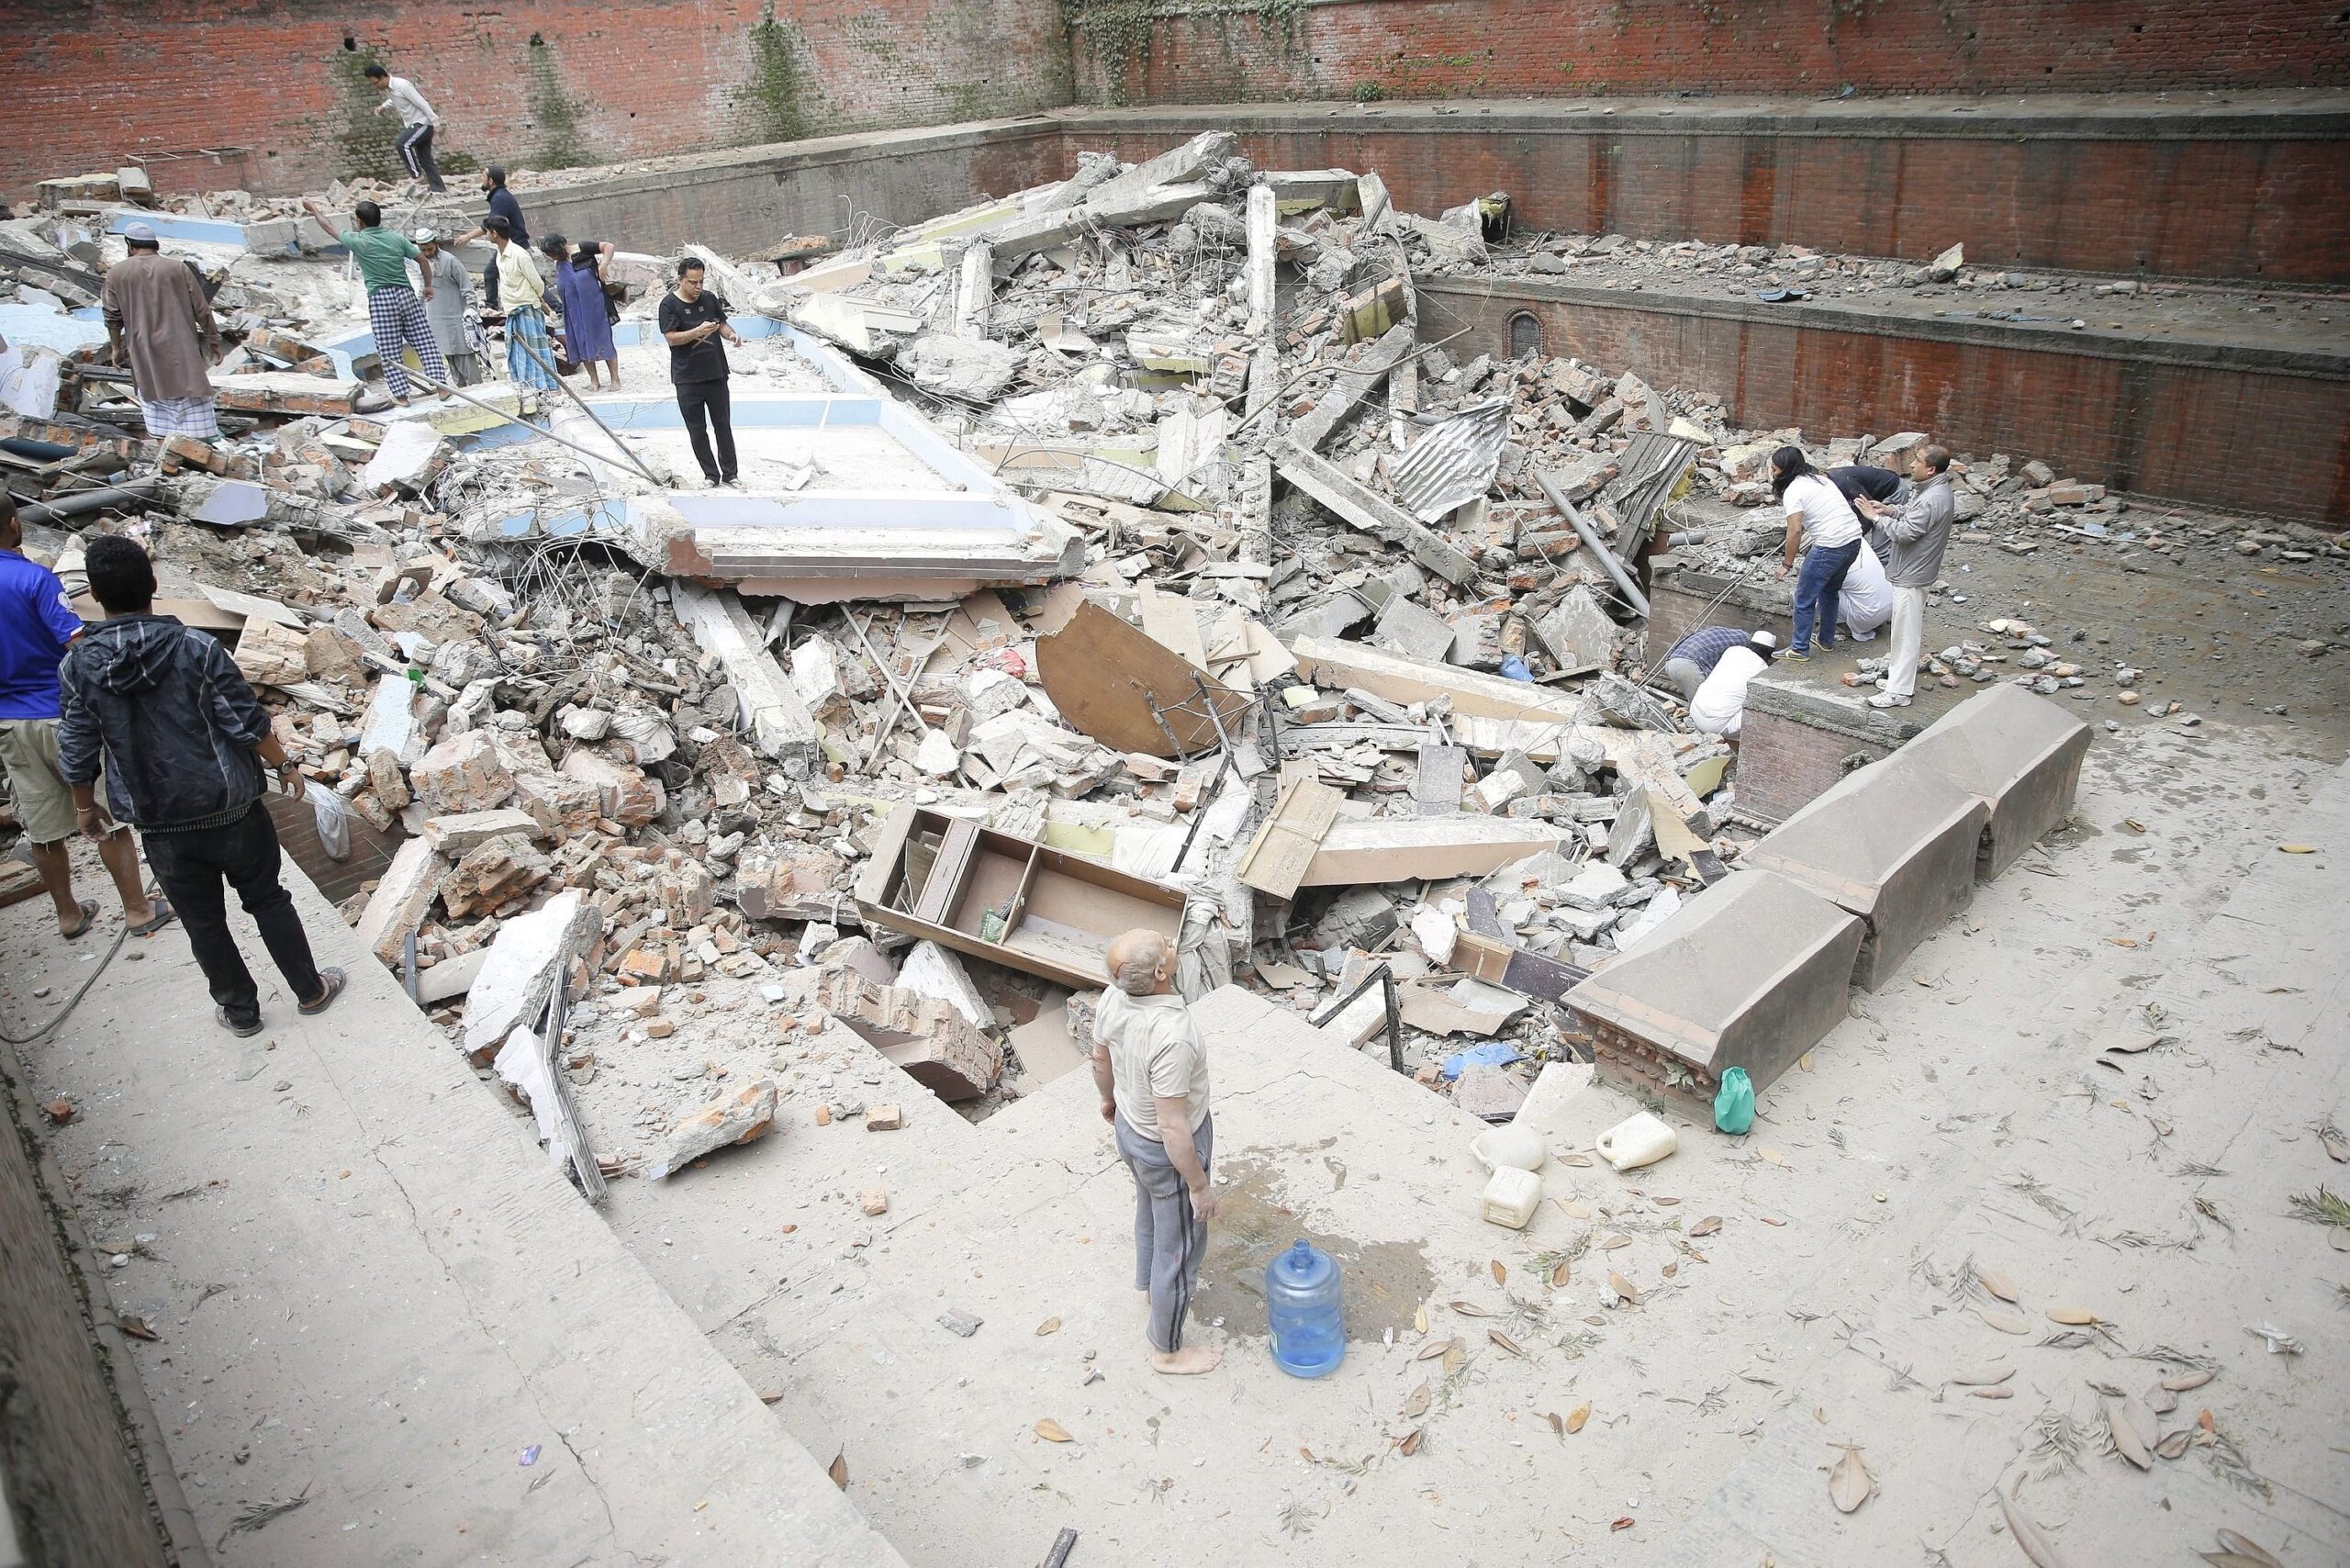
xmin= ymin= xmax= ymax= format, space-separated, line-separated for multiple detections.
xmin=1886 ymin=586 xmax=1926 ymax=698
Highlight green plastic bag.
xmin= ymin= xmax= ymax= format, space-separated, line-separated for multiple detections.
xmin=1713 ymin=1067 xmax=1755 ymax=1136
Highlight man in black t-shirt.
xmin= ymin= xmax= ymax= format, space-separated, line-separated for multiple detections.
xmin=1828 ymin=465 xmax=1905 ymax=509
xmin=657 ymin=258 xmax=744 ymax=487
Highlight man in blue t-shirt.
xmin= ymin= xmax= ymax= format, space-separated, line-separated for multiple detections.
xmin=0 ymin=497 xmax=168 ymax=939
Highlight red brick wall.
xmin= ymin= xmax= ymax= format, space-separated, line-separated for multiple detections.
xmin=1421 ymin=282 xmax=2350 ymax=524
xmin=1070 ymin=0 xmax=2350 ymax=103
xmin=1077 ymin=117 xmax=2350 ymax=286
xmin=0 ymin=0 xmax=1069 ymax=197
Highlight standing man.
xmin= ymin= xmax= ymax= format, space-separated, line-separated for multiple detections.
xmin=453 ymin=166 xmax=528 ymax=311
xmin=364 ymin=62 xmax=444 ymax=193
xmin=302 ymin=198 xmax=446 ymax=407
xmin=0 ymin=496 xmax=168 ymax=940
xmin=58 ymin=537 xmax=343 ymax=1036
xmin=101 ymin=222 xmax=221 ymax=442
xmin=659 ymin=258 xmax=743 ymax=487
xmin=1855 ymin=443 xmax=1958 ymax=709
xmin=1090 ymin=929 xmax=1221 ymax=1376
xmin=412 ymin=229 xmax=481 ymax=386
xmin=486 ymin=218 xmax=559 ymax=405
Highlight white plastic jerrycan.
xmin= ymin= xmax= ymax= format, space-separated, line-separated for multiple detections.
xmin=1595 ymin=1110 xmax=1678 ymax=1172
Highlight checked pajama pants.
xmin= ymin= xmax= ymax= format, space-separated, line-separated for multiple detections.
xmin=366 ymin=286 xmax=447 ymax=400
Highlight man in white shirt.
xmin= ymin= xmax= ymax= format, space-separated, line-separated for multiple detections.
xmin=1090 ymin=928 xmax=1221 ymax=1375
xmin=365 ymin=63 xmax=445 ymax=193
xmin=1688 ymin=632 xmax=1776 ymax=736
xmin=1771 ymin=446 xmax=1864 ymax=660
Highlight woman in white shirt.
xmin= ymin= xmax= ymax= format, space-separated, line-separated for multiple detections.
xmin=1772 ymin=446 xmax=1864 ymax=659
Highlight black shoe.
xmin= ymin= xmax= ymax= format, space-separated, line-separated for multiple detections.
xmin=217 ymin=1007 xmax=263 ymax=1038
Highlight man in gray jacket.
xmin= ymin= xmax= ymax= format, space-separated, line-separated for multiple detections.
xmin=1853 ymin=443 xmax=1956 ymax=708
xmin=60 ymin=537 xmax=342 ymax=1036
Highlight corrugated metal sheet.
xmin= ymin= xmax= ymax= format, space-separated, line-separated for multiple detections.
xmin=1389 ymin=398 xmax=1513 ymax=521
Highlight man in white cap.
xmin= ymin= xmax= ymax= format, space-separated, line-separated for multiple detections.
xmin=411 ymin=230 xmax=481 ymax=386
xmin=1687 ymin=631 xmax=1777 ymax=737
xmin=101 ymin=223 xmax=221 ymax=441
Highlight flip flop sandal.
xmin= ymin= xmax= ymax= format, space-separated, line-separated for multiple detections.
xmin=127 ymin=896 xmax=175 ymax=937
xmin=60 ymin=899 xmax=98 ymax=940
xmin=298 ymin=967 xmax=347 ymax=1016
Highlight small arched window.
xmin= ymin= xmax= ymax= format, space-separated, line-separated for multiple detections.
xmin=1508 ymin=310 xmax=1543 ymax=359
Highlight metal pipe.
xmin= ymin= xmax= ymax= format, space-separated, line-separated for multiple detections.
xmin=1533 ymin=469 xmax=1650 ymax=618
xmin=17 ymin=477 xmax=166 ymax=525
xmin=509 ymin=332 xmax=667 ymax=487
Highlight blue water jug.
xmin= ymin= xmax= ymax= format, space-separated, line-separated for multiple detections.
xmin=1266 ymin=1239 xmax=1346 ymax=1378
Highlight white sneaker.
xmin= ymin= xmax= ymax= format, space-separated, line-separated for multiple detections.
xmin=1867 ymin=691 xmax=1912 ymax=709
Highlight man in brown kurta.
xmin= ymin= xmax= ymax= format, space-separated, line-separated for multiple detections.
xmin=101 ymin=222 xmax=220 ymax=441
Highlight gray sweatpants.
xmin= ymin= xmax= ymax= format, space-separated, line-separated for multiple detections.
xmin=1115 ymin=1111 xmax=1214 ymax=1353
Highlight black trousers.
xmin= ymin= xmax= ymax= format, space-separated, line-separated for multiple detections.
xmin=143 ymin=801 xmax=323 ymax=1026
xmin=397 ymin=123 xmax=445 ymax=191
xmin=676 ymin=377 xmax=737 ymax=483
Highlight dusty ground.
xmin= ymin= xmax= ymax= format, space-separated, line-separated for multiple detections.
xmin=556 ymin=718 xmax=2347 ymax=1564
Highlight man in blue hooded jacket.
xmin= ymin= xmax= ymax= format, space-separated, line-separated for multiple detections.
xmin=58 ymin=536 xmax=343 ymax=1036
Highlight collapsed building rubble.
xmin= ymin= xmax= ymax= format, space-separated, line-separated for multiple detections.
xmin=1 ymin=133 xmax=2343 ymax=1187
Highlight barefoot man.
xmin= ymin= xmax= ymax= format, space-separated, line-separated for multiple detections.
xmin=1091 ymin=929 xmax=1221 ymax=1374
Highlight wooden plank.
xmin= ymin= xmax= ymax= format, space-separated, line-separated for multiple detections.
xmin=1272 ymin=441 xmax=1482 ymax=588
xmin=912 ymin=817 xmax=979 ymax=926
xmin=1297 ymin=816 xmax=1565 ymax=886
xmin=1034 ymin=599 xmax=1250 ymax=757
xmin=1289 ymin=635 xmax=1585 ymax=724
xmin=1235 ymin=776 xmax=1345 ymax=900
xmin=669 ymin=583 xmax=823 ymax=770
xmin=1449 ymin=929 xmax=1589 ymax=1003
xmin=1137 ymin=581 xmax=1210 ymax=672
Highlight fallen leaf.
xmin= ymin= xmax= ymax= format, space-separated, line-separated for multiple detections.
xmin=2161 ymin=1368 xmax=2214 ymax=1393
xmin=2214 ymin=1529 xmax=2284 ymax=1568
xmin=1689 ymin=1215 xmax=1723 ymax=1238
xmin=2046 ymin=1306 xmax=2099 ymax=1326
xmin=1653 ymin=1196 xmax=1681 ymax=1206
xmin=1550 ymin=1259 xmax=1572 ymax=1288
xmin=1600 ymin=1233 xmax=1631 ymax=1250
xmin=1999 ymin=1485 xmax=2068 ymax=1568
xmin=1607 ymin=1271 xmax=1642 ymax=1305
xmin=2107 ymin=1400 xmax=2153 ymax=1470
xmin=1978 ymin=1267 xmax=2019 ymax=1303
xmin=1416 ymin=1338 xmax=1451 ymax=1361
xmin=1488 ymin=1328 xmax=1526 ymax=1358
xmin=1398 ymin=1428 xmax=1424 ymax=1456
xmin=1449 ymin=1300 xmax=1495 ymax=1318
xmin=1035 ymin=1316 xmax=1061 ymax=1337
xmin=2155 ymin=1429 xmax=2191 ymax=1460
xmin=1759 ymin=1148 xmax=1786 ymax=1165
xmin=1758 ymin=1215 xmax=1786 ymax=1226
xmin=1443 ymin=1339 xmax=1465 ymax=1377
xmin=1561 ymin=1153 xmax=1593 ymax=1168
xmin=1491 ymin=1259 xmax=1506 ymax=1286
xmin=1977 ymin=1308 xmax=2032 ymax=1335
xmin=2277 ymin=843 xmax=2316 ymax=855
xmin=1798 ymin=1052 xmax=1814 ymax=1071
xmin=1972 ymin=1385 xmax=2014 ymax=1399
xmin=2109 ymin=936 xmax=2140 ymax=948
xmin=2116 ymin=1393 xmax=2158 ymax=1450
xmin=2121 ymin=817 xmax=2145 ymax=834
xmin=2099 ymin=1034 xmax=2163 ymax=1056
xmin=1402 ymin=1381 xmax=1431 ymax=1419
xmin=117 ymin=1315 xmax=160 ymax=1341
xmin=1950 ymin=1365 xmax=2014 ymax=1386
xmin=1556 ymin=1199 xmax=1593 ymax=1219
xmin=1829 ymin=1448 xmax=1872 ymax=1513
xmin=1662 ymin=1261 xmax=1679 ymax=1278
xmin=2321 ymin=1125 xmax=2350 ymax=1164
xmin=1034 ymin=1418 xmax=1072 ymax=1443
xmin=1414 ymin=1305 xmax=1429 ymax=1335
xmin=828 ymin=1451 xmax=849 ymax=1489
xmin=1565 ymin=1401 xmax=1591 ymax=1433
xmin=1544 ymin=1410 xmax=1563 ymax=1439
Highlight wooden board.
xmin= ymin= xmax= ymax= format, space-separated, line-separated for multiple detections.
xmin=1137 ymin=582 xmax=1210 ymax=672
xmin=1298 ymin=816 xmax=1566 ymax=887
xmin=1034 ymin=599 xmax=1251 ymax=758
xmin=1235 ymin=776 xmax=1345 ymax=900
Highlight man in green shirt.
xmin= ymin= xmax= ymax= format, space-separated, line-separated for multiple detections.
xmin=301 ymin=197 xmax=447 ymax=406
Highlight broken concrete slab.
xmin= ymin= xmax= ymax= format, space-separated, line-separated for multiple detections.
xmin=1288 ymin=635 xmax=1586 ymax=725
xmin=1292 ymin=325 xmax=1414 ymax=452
xmin=1894 ymin=686 xmax=2092 ymax=881
xmin=353 ymin=835 xmax=445 ymax=966
xmin=1531 ymin=585 xmax=1617 ymax=678
xmin=781 ymin=967 xmax=1001 ymax=1103
xmin=1299 ymin=817 xmax=1567 ymax=887
xmin=1743 ymin=760 xmax=1990 ymax=992
xmin=423 ymin=807 xmax=543 ymax=857
xmin=461 ymin=890 xmax=603 ymax=1064
xmin=895 ymin=939 xmax=991 ymax=1031
xmin=647 ymin=1080 xmax=778 ymax=1181
xmin=1007 ymin=1003 xmax=1090 ymax=1091
xmin=410 ymin=729 xmax=514 ymax=814
xmin=1274 ymin=442 xmax=1483 ymax=588
xmin=670 ymin=582 xmax=822 ymax=775
xmin=1567 ymin=868 xmax=1863 ymax=1108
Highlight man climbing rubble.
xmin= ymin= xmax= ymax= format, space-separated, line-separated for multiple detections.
xmin=1091 ymin=929 xmax=1221 ymax=1376
xmin=58 ymin=536 xmax=343 ymax=1036
xmin=301 ymin=196 xmax=447 ymax=408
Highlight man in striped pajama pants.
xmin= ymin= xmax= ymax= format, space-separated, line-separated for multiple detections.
xmin=1091 ymin=928 xmax=1223 ymax=1375
xmin=302 ymin=198 xmax=446 ymax=406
